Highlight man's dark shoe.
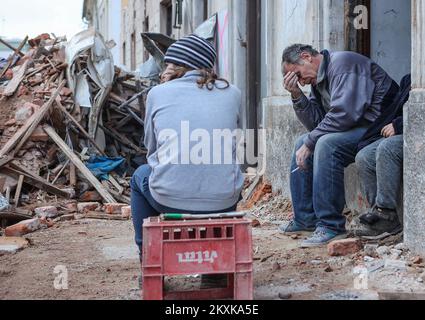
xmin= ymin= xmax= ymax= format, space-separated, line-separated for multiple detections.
xmin=358 ymin=207 xmax=402 ymax=236
xmin=353 ymin=222 xmax=403 ymax=238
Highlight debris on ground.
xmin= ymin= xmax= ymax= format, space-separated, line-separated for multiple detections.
xmin=0 ymin=30 xmax=158 ymax=237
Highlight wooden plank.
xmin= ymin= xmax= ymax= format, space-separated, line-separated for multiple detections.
xmin=13 ymin=175 xmax=24 ymax=208
xmin=43 ymin=125 xmax=116 ymax=204
xmin=55 ymin=102 xmax=106 ymax=156
xmin=0 ymin=176 xmax=6 ymax=193
xmin=69 ymin=163 xmax=77 ymax=187
xmin=5 ymin=187 xmax=11 ymax=202
xmin=1 ymin=165 xmax=71 ymax=199
xmin=0 ymin=156 xmax=13 ymax=168
xmin=0 ymin=36 xmax=28 ymax=79
xmin=108 ymin=175 xmax=124 ymax=195
xmin=0 ymin=212 xmax=33 ymax=221
xmin=0 ymin=80 xmax=66 ymax=158
xmin=83 ymin=211 xmax=129 ymax=221
xmin=100 ymin=124 xmax=145 ymax=154
xmin=0 ymin=38 xmax=25 ymax=57
xmin=3 ymin=60 xmax=29 ymax=97
xmin=51 ymin=160 xmax=70 ymax=184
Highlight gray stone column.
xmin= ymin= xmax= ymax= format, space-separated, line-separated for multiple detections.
xmin=405 ymin=0 xmax=425 ymax=256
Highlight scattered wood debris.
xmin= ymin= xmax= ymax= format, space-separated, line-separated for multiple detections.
xmin=0 ymin=30 xmax=160 ymax=235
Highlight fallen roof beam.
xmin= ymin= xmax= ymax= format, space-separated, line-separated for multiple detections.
xmin=43 ymin=125 xmax=116 ymax=204
xmin=0 ymin=38 xmax=25 ymax=57
xmin=0 ymin=36 xmax=28 ymax=79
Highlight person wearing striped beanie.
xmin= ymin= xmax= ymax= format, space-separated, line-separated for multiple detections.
xmin=160 ymin=34 xmax=226 ymax=89
xmin=131 ymin=34 xmax=244 ymax=289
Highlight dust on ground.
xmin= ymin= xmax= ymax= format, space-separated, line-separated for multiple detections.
xmin=1 ymin=195 xmax=425 ymax=300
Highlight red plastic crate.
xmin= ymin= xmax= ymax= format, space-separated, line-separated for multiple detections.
xmin=142 ymin=217 xmax=253 ymax=300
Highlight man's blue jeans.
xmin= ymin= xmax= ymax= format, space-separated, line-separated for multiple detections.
xmin=291 ymin=127 xmax=368 ymax=234
xmin=130 ymin=165 xmax=238 ymax=251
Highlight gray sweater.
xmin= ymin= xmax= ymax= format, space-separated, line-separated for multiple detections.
xmin=144 ymin=71 xmax=244 ymax=211
xmin=293 ymin=51 xmax=397 ymax=150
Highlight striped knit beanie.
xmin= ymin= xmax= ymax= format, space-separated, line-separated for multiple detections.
xmin=164 ymin=34 xmax=217 ymax=70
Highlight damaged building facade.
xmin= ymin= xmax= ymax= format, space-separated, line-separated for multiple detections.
xmin=83 ymin=0 xmax=425 ymax=256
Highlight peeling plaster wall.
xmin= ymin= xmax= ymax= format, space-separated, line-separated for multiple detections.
xmin=262 ymin=0 xmax=326 ymax=198
xmin=371 ymin=0 xmax=412 ymax=83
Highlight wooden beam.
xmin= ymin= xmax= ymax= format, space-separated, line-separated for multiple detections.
xmin=0 ymin=36 xmax=28 ymax=79
xmin=43 ymin=125 xmax=116 ymax=204
xmin=69 ymin=163 xmax=77 ymax=187
xmin=83 ymin=211 xmax=129 ymax=221
xmin=0 ymin=80 xmax=66 ymax=158
xmin=0 ymin=156 xmax=13 ymax=168
xmin=0 ymin=38 xmax=25 ymax=57
xmin=54 ymin=102 xmax=106 ymax=156
xmin=3 ymin=60 xmax=29 ymax=97
xmin=13 ymin=175 xmax=24 ymax=208
xmin=0 ymin=211 xmax=33 ymax=221
xmin=1 ymin=164 xmax=71 ymax=199
xmin=100 ymin=124 xmax=145 ymax=154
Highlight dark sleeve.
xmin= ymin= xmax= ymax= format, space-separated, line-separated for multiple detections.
xmin=292 ymin=90 xmax=326 ymax=132
xmin=304 ymin=73 xmax=375 ymax=151
xmin=392 ymin=116 xmax=403 ymax=135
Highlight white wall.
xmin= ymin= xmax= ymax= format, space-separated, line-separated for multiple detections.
xmin=108 ymin=0 xmax=122 ymax=65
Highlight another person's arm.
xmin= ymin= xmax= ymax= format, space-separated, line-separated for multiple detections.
xmin=392 ymin=116 xmax=403 ymax=135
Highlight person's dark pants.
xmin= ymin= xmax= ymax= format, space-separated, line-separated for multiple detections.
xmin=355 ymin=135 xmax=403 ymax=210
xmin=130 ymin=165 xmax=238 ymax=252
xmin=290 ymin=127 xmax=368 ymax=234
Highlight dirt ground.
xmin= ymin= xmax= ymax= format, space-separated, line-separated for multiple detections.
xmin=1 ymin=197 xmax=425 ymax=300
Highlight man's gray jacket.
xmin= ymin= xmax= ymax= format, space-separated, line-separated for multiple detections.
xmin=293 ymin=50 xmax=399 ymax=151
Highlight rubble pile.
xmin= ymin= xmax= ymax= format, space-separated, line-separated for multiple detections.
xmin=0 ymin=30 xmax=158 ymax=236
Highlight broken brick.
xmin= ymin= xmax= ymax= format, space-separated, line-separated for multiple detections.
xmin=5 ymin=119 xmax=16 ymax=127
xmin=5 ymin=218 xmax=52 ymax=237
xmin=0 ymin=237 xmax=29 ymax=254
xmin=80 ymin=191 xmax=102 ymax=202
xmin=29 ymin=126 xmax=49 ymax=142
xmin=35 ymin=206 xmax=58 ymax=218
xmin=60 ymin=87 xmax=73 ymax=97
xmin=104 ymin=203 xmax=127 ymax=215
xmin=77 ymin=202 xmax=101 ymax=214
xmin=328 ymin=238 xmax=363 ymax=257
xmin=17 ymin=84 xmax=29 ymax=97
xmin=59 ymin=214 xmax=75 ymax=222
xmin=252 ymin=219 xmax=261 ymax=228
xmin=121 ymin=206 xmax=132 ymax=219
xmin=411 ymin=256 xmax=423 ymax=265
xmin=63 ymin=201 xmax=78 ymax=213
